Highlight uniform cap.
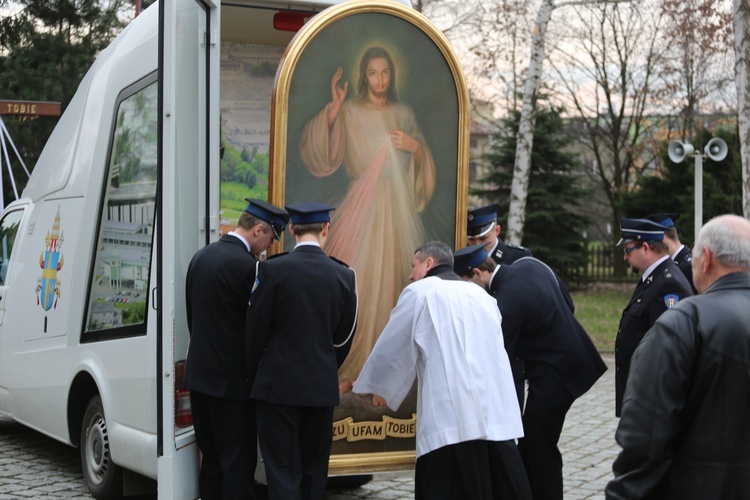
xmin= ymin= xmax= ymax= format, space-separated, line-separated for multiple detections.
xmin=285 ymin=202 xmax=335 ymax=225
xmin=467 ymin=204 xmax=499 ymax=237
xmin=244 ymin=198 xmax=290 ymax=236
xmin=617 ymin=218 xmax=668 ymax=246
xmin=453 ymin=243 xmax=490 ymax=274
xmin=643 ymin=212 xmax=678 ymax=229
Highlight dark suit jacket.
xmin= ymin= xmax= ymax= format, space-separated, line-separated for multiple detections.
xmin=493 ymin=241 xmax=575 ymax=313
xmin=614 ymin=257 xmax=694 ymax=415
xmin=491 ymin=258 xmax=606 ymax=412
xmin=673 ymin=245 xmax=697 ymax=293
xmin=184 ymin=234 xmax=257 ymax=399
xmin=246 ymin=244 xmax=357 ymax=407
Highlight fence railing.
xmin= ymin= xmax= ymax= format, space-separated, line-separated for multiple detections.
xmin=558 ymin=245 xmax=640 ymax=288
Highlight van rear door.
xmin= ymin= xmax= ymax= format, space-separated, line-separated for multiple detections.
xmin=157 ymin=0 xmax=218 ymax=497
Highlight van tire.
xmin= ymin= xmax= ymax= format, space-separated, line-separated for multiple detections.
xmin=80 ymin=395 xmax=123 ymax=499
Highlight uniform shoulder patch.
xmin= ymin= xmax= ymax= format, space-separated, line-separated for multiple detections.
xmin=664 ymin=294 xmax=681 ymax=308
xmin=329 ymin=256 xmax=350 ymax=268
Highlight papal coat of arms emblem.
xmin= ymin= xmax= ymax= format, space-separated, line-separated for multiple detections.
xmin=36 ymin=208 xmax=64 ymax=311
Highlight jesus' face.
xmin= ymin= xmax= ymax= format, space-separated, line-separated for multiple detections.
xmin=365 ymin=57 xmax=392 ymax=100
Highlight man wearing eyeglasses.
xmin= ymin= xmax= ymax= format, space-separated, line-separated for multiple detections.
xmin=614 ymin=218 xmax=693 ymax=417
xmin=184 ymin=198 xmax=289 ymax=500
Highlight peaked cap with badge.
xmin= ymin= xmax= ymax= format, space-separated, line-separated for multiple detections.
xmin=244 ymin=198 xmax=290 ymax=238
xmin=467 ymin=204 xmax=500 ymax=238
xmin=617 ymin=218 xmax=667 ymax=246
xmin=467 ymin=204 xmax=532 ymax=265
xmin=453 ymin=243 xmax=491 ymax=275
xmin=643 ymin=212 xmax=678 ymax=229
xmin=643 ymin=212 xmax=696 ymax=293
xmin=285 ymin=202 xmax=334 ymax=225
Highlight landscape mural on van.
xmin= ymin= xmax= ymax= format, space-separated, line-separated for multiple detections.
xmin=218 ymin=43 xmax=283 ymax=223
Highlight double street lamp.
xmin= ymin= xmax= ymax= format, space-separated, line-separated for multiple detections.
xmin=668 ymin=137 xmax=729 ymax=238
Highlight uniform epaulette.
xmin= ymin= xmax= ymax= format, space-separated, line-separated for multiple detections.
xmin=663 ymin=267 xmax=679 ymax=279
xmin=329 ymin=256 xmax=350 ymax=268
xmin=265 ymin=252 xmax=288 ymax=261
xmin=508 ymin=243 xmax=528 ymax=251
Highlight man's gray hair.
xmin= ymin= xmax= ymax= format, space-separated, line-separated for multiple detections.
xmin=693 ymin=215 xmax=750 ymax=269
xmin=414 ymin=241 xmax=453 ymax=267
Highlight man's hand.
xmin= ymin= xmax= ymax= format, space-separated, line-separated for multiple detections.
xmin=338 ymin=378 xmax=353 ymax=394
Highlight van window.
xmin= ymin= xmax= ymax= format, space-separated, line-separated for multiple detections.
xmin=0 ymin=209 xmax=23 ymax=286
xmin=84 ymin=78 xmax=157 ymax=339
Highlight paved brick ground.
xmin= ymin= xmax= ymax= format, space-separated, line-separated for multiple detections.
xmin=0 ymin=358 xmax=618 ymax=499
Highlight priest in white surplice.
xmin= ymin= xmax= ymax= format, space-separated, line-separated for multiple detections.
xmin=353 ymin=241 xmax=531 ymax=499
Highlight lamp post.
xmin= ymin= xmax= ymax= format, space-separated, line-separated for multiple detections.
xmin=668 ymin=137 xmax=728 ymax=238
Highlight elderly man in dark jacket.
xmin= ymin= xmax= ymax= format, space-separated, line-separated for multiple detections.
xmin=606 ymin=214 xmax=750 ymax=499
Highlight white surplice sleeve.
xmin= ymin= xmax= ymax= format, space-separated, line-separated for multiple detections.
xmin=352 ymin=285 xmax=420 ymax=411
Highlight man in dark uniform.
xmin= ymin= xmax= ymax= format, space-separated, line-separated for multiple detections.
xmin=245 ymin=202 xmax=358 ymax=500
xmin=467 ymin=204 xmax=532 ymax=265
xmin=184 ymin=198 xmax=289 ymax=500
xmin=644 ymin=212 xmax=697 ymax=293
xmin=467 ymin=204 xmax=576 ymax=312
xmin=455 ymin=243 xmax=606 ymax=500
xmin=614 ymin=218 xmax=693 ymax=416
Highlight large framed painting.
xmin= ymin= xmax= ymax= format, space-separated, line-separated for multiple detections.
xmin=269 ymin=0 xmax=469 ymax=472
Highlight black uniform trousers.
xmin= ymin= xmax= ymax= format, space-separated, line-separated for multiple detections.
xmin=518 ymin=401 xmax=573 ymax=500
xmin=190 ymin=391 xmax=257 ymax=500
xmin=415 ymin=439 xmax=532 ymax=500
xmin=256 ymin=401 xmax=334 ymax=500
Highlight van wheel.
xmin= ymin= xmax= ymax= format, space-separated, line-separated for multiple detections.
xmin=80 ymin=395 xmax=123 ymax=499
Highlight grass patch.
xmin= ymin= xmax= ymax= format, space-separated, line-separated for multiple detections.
xmin=220 ymin=181 xmax=268 ymax=222
xmin=572 ymin=283 xmax=633 ymax=352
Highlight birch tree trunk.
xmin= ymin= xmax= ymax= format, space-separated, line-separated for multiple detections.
xmin=505 ymin=0 xmax=555 ymax=245
xmin=735 ymin=0 xmax=750 ymax=219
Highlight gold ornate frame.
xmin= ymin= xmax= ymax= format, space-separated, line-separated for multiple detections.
xmin=267 ymin=0 xmax=470 ymax=472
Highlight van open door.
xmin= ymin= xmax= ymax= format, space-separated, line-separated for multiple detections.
xmin=157 ymin=0 xmax=219 ymax=497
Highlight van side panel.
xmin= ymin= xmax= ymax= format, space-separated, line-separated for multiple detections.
xmin=0 ymin=1 xmax=160 ymax=475
xmin=3 ymin=198 xmax=84 ymax=439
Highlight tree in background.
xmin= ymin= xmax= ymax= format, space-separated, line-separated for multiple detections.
xmin=621 ymin=126 xmax=741 ymax=244
xmin=550 ymin=1 xmax=666 ymax=277
xmin=472 ymin=103 xmax=590 ymax=286
xmin=0 ymin=0 xmax=137 ymax=204
xmin=735 ymin=0 xmax=750 ymax=218
xmin=660 ymin=0 xmax=734 ymax=138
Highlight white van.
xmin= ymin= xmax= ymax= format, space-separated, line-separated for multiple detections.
xmin=0 ymin=1 xmax=416 ymax=497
